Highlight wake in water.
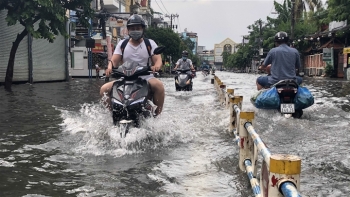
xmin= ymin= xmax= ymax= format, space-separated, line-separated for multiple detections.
xmin=57 ymin=100 xmax=199 ymax=157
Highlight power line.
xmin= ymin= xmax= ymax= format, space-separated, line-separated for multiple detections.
xmin=159 ymin=0 xmax=170 ymax=15
xmin=177 ymin=17 xmax=181 ymax=32
xmin=154 ymin=0 xmax=165 ymax=15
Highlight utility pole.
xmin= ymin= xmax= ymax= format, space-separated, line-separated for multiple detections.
xmin=165 ymin=14 xmax=179 ymax=30
xmin=290 ymin=0 xmax=295 ymax=43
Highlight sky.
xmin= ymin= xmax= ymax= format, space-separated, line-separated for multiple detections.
xmin=150 ymin=0 xmax=328 ymax=50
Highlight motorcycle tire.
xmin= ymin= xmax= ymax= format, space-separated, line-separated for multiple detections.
xmin=292 ymin=110 xmax=303 ymax=119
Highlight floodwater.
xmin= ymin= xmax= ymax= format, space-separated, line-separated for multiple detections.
xmin=0 ymin=71 xmax=349 ymax=197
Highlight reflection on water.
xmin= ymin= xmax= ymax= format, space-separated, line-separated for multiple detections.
xmin=0 ymin=74 xmax=349 ymax=196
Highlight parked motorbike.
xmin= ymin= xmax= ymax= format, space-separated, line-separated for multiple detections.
xmin=274 ymin=79 xmax=303 ymax=118
xmin=175 ymin=68 xmax=193 ymax=91
xmin=109 ymin=46 xmax=165 ymax=137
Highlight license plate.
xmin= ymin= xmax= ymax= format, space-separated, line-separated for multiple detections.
xmin=280 ymin=103 xmax=295 ymax=113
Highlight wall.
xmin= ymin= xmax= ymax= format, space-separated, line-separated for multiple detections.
xmin=303 ymin=53 xmax=326 ymax=76
xmin=0 ymin=10 xmax=66 ymax=83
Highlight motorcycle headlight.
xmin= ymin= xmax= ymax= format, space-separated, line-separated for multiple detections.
xmin=130 ymin=97 xmax=145 ymax=105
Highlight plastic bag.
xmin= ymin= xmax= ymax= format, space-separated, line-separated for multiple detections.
xmin=294 ymin=86 xmax=314 ymax=110
xmin=251 ymin=87 xmax=280 ymax=109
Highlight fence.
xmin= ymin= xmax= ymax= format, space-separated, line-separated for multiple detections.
xmin=211 ymin=75 xmax=302 ymax=197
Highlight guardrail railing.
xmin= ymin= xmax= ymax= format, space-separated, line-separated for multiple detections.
xmin=212 ymin=75 xmax=302 ymax=197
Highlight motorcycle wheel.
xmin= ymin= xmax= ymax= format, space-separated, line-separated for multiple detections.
xmin=292 ymin=110 xmax=303 ymax=119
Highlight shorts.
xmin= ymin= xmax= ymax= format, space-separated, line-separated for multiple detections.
xmin=256 ymin=76 xmax=270 ymax=88
xmin=256 ymin=76 xmax=303 ymax=88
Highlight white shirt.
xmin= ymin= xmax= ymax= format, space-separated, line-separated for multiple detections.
xmin=114 ymin=39 xmax=158 ymax=66
xmin=176 ymin=59 xmax=193 ymax=70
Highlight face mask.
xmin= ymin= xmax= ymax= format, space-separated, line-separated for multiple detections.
xmin=129 ymin=30 xmax=143 ymax=41
xmin=182 ymin=57 xmax=187 ymax=61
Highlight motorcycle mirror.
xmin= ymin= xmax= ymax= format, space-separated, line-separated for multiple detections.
xmin=153 ymin=46 xmax=166 ymax=55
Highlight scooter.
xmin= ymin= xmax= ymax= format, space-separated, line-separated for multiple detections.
xmin=274 ymin=79 xmax=303 ymax=118
xmin=109 ymin=46 xmax=165 ymax=137
xmin=175 ymin=68 xmax=193 ymax=91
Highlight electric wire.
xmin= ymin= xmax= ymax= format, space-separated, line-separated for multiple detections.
xmin=154 ymin=0 xmax=165 ymax=15
xmin=159 ymin=0 xmax=170 ymax=15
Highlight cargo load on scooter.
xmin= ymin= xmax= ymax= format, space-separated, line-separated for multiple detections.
xmin=250 ymin=79 xmax=314 ymax=118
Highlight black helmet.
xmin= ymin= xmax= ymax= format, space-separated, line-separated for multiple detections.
xmin=274 ymin=31 xmax=289 ymax=42
xmin=182 ymin=50 xmax=188 ymax=56
xmin=127 ymin=14 xmax=146 ymax=28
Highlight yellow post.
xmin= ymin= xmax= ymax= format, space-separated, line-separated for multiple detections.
xmin=238 ymin=111 xmax=256 ymax=172
xmin=263 ymin=154 xmax=301 ymax=197
xmin=225 ymin=89 xmax=234 ymax=108
xmin=229 ymin=96 xmax=242 ymax=133
xmin=217 ymin=81 xmax=223 ymax=94
xmin=219 ymin=85 xmax=226 ymax=105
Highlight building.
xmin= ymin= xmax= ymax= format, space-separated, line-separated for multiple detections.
xmin=151 ymin=13 xmax=170 ymax=28
xmin=213 ymin=38 xmax=238 ymax=70
xmin=69 ymin=0 xmax=153 ymax=77
xmin=179 ymin=28 xmax=198 ymax=55
xmin=197 ymin=46 xmax=214 ymax=69
xmin=301 ymin=20 xmax=349 ymax=79
xmin=0 ymin=10 xmax=67 ymax=83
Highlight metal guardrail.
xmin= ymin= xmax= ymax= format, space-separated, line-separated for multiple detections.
xmin=212 ymin=75 xmax=302 ymax=197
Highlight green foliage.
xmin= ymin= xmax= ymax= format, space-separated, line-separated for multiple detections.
xmin=225 ymin=44 xmax=254 ymax=69
xmin=327 ymin=0 xmax=350 ymax=22
xmin=324 ymin=63 xmax=335 ymax=77
xmin=145 ymin=28 xmax=183 ymax=63
xmin=145 ymin=28 xmax=199 ymax=64
xmin=183 ymin=37 xmax=195 ymax=51
xmin=222 ymin=51 xmax=231 ymax=67
xmin=0 ymin=0 xmax=94 ymax=42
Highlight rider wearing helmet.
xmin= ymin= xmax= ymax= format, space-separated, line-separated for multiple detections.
xmin=174 ymin=50 xmax=196 ymax=78
xmin=256 ymin=31 xmax=302 ymax=90
xmin=100 ymin=14 xmax=165 ymax=115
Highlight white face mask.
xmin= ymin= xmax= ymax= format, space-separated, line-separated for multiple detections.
xmin=129 ymin=30 xmax=143 ymax=41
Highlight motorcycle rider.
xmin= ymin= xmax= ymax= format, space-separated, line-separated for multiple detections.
xmin=201 ymin=64 xmax=210 ymax=75
xmin=256 ymin=31 xmax=302 ymax=90
xmin=202 ymin=64 xmax=209 ymax=71
xmin=100 ymin=14 xmax=164 ymax=115
xmin=173 ymin=50 xmax=196 ymax=79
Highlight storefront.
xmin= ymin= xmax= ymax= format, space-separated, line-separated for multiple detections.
xmin=343 ymin=47 xmax=350 ymax=80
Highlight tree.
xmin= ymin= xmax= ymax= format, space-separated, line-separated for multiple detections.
xmin=327 ymin=0 xmax=350 ymax=22
xmin=145 ymin=27 xmax=183 ymax=64
xmin=222 ymin=51 xmax=231 ymax=68
xmin=183 ymin=37 xmax=195 ymax=52
xmin=145 ymin=28 xmax=198 ymax=65
xmin=0 ymin=0 xmax=94 ymax=91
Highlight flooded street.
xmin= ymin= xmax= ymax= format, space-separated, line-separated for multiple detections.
xmin=0 ymin=71 xmax=349 ymax=197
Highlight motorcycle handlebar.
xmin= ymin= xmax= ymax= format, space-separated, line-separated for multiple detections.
xmin=105 ymin=69 xmax=158 ymax=83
